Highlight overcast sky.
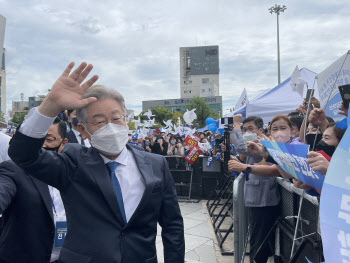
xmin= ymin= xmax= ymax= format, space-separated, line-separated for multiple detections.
xmin=0 ymin=0 xmax=349 ymax=115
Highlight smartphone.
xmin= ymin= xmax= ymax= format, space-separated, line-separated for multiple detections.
xmin=339 ymin=84 xmax=350 ymax=109
xmin=305 ymin=89 xmax=315 ymax=102
xmin=221 ymin=117 xmax=233 ymax=125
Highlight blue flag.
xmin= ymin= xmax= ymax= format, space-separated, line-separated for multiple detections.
xmin=320 ymin=126 xmax=350 ymax=262
xmin=260 ymin=140 xmax=324 ymax=190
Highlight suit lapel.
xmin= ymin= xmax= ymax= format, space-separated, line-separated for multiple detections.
xmin=126 ymin=145 xmax=156 ymax=226
xmin=30 ymin=176 xmax=54 ymax=222
xmin=86 ymin=149 xmax=126 ymax=226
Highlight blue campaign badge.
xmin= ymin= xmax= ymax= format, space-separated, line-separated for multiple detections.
xmin=54 ymin=221 xmax=67 ymax=248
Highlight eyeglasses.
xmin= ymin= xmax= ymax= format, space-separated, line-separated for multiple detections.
xmin=242 ymin=127 xmax=258 ymax=133
xmin=86 ymin=114 xmax=126 ymax=129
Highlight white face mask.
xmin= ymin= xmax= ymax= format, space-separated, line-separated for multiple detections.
xmin=170 ymin=140 xmax=176 ymax=145
xmin=271 ymin=130 xmax=291 ymax=143
xmin=242 ymin=131 xmax=257 ymax=143
xmin=85 ymin=123 xmax=129 ymax=155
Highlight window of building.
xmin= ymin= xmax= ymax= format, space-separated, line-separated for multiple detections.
xmin=201 ymin=89 xmax=205 ymax=92
xmin=189 ymin=90 xmax=192 ymax=93
xmin=202 ymin=78 xmax=209 ymax=84
xmin=184 ymin=80 xmax=192 ymax=84
xmin=184 ymin=91 xmax=187 ymax=94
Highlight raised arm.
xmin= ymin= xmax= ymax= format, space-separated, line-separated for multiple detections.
xmin=8 ymin=62 xmax=98 ymax=189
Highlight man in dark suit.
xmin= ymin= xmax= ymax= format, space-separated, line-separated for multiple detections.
xmin=0 ymin=118 xmax=68 ymax=263
xmin=9 ymin=62 xmax=185 ymax=263
xmin=66 ymin=109 xmax=91 ymax=146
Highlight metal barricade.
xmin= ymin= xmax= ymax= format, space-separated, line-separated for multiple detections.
xmin=165 ymin=156 xmax=194 ymax=200
xmin=276 ymin=177 xmax=322 ymax=263
xmin=232 ymin=176 xmax=323 ymax=263
xmin=233 ymin=173 xmax=249 ymax=263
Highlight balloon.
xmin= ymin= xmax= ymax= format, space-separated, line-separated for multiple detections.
xmin=205 ymin=118 xmax=215 ymax=125
xmin=208 ymin=123 xmax=217 ymax=133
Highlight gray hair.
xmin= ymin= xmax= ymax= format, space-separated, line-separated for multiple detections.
xmin=76 ymin=85 xmax=126 ymax=124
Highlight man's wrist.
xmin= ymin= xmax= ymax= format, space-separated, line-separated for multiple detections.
xmin=233 ymin=122 xmax=241 ymax=130
xmin=38 ymin=98 xmax=62 ymax=118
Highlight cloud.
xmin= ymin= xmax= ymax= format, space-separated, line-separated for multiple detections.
xmin=0 ymin=0 xmax=349 ymax=118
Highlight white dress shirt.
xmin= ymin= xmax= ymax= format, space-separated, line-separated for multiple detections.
xmin=20 ymin=107 xmax=145 ymax=224
xmin=71 ymin=128 xmax=91 ymax=147
xmin=100 ymin=147 xmax=145 ymax=222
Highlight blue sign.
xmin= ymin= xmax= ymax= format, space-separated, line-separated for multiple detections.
xmin=54 ymin=221 xmax=67 ymax=248
xmin=320 ymin=127 xmax=350 ymax=262
xmin=6 ymin=124 xmax=12 ymax=134
xmin=260 ymin=140 xmax=324 ymax=190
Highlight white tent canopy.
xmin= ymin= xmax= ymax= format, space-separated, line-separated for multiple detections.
xmin=225 ymin=67 xmax=318 ymax=124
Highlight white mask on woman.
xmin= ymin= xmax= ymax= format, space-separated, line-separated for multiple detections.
xmin=85 ymin=123 xmax=129 ymax=155
xmin=271 ymin=130 xmax=291 ymax=143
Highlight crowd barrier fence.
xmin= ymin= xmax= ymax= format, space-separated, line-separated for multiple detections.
xmin=233 ymin=175 xmax=323 ymax=263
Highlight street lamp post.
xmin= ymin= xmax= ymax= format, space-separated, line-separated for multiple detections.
xmin=269 ymin=4 xmax=287 ymax=85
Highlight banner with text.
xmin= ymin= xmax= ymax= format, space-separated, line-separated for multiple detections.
xmin=317 ymin=52 xmax=350 ymax=121
xmin=260 ymin=140 xmax=324 ymax=190
xmin=320 ymin=126 xmax=350 ymax=262
xmin=185 ymin=145 xmax=202 ymax=165
xmin=184 ymin=134 xmax=201 ymax=147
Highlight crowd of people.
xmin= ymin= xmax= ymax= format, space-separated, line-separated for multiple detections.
xmin=0 ymin=61 xmax=347 ymax=263
xmin=223 ymin=96 xmax=347 ymax=263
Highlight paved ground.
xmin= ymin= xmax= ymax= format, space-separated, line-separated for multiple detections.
xmin=156 ymin=201 xmax=234 ymax=263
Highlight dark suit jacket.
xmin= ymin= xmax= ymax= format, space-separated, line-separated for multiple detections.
xmin=9 ymin=131 xmax=185 ymax=263
xmin=65 ymin=130 xmax=79 ymax=144
xmin=0 ymin=161 xmax=55 ymax=263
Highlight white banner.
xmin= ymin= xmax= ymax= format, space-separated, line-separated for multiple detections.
xmin=235 ymin=88 xmax=248 ymax=110
xmin=317 ymin=51 xmax=350 ymax=121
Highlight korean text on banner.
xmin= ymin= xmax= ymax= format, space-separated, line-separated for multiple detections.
xmin=260 ymin=140 xmax=324 ymax=190
xmin=185 ymin=145 xmax=202 ymax=165
xmin=317 ymin=52 xmax=350 ymax=121
xmin=320 ymin=127 xmax=350 ymax=263
xmin=184 ymin=134 xmax=201 ymax=147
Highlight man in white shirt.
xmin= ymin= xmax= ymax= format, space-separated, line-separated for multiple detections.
xmin=66 ymin=109 xmax=91 ymax=146
xmin=0 ymin=118 xmax=67 ymax=263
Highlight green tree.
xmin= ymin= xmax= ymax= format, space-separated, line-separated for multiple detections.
xmin=127 ymin=121 xmax=135 ymax=131
xmin=172 ymin=111 xmax=183 ymax=125
xmin=185 ymin=97 xmax=219 ymax=128
xmin=12 ymin=111 xmax=28 ymax=124
xmin=150 ymin=106 xmax=173 ymax=125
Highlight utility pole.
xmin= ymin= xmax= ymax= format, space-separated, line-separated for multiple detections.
xmin=269 ymin=4 xmax=287 ymax=85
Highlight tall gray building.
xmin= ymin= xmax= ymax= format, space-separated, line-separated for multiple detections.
xmin=179 ymin=45 xmax=219 ymax=99
xmin=0 ymin=14 xmax=6 ymax=114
